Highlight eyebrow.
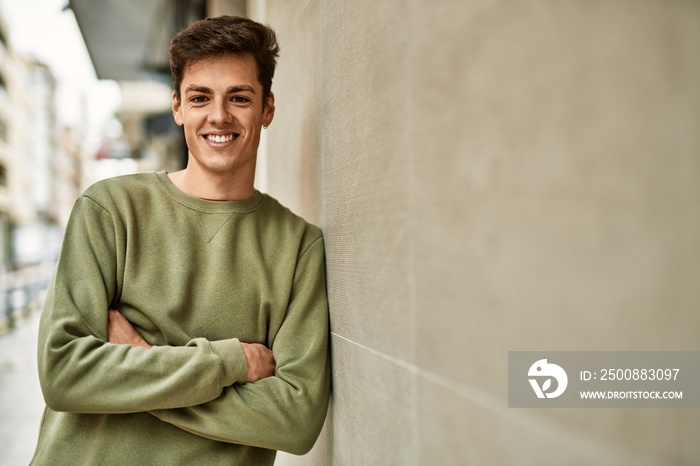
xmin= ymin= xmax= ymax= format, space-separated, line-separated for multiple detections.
xmin=227 ymin=85 xmax=256 ymax=94
xmin=184 ymin=85 xmax=256 ymax=95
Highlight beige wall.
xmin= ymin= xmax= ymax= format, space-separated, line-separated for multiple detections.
xmin=249 ymin=1 xmax=700 ymax=464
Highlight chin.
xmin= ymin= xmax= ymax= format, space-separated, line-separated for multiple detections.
xmin=197 ymin=157 xmax=255 ymax=177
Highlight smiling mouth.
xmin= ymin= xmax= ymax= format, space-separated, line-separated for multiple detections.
xmin=204 ymin=133 xmax=239 ymax=143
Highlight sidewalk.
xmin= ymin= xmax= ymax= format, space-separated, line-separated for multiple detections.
xmin=0 ymin=311 xmax=45 ymax=465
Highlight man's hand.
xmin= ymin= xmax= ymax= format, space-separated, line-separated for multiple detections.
xmin=108 ymin=310 xmax=273 ymax=381
xmin=240 ymin=342 xmax=275 ymax=382
xmin=108 ymin=310 xmax=152 ymax=349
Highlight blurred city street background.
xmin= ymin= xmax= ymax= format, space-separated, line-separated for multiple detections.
xmin=0 ymin=0 xmax=185 ymax=462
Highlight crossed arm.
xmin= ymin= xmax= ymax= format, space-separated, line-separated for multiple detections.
xmin=107 ymin=310 xmax=275 ymax=383
xmin=39 ymin=196 xmax=330 ymax=454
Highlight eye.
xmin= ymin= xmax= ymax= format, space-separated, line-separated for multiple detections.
xmin=231 ymin=96 xmax=250 ymax=104
xmin=190 ymin=96 xmax=208 ymax=103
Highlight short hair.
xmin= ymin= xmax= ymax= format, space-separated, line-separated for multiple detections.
xmin=169 ymin=15 xmax=280 ymax=103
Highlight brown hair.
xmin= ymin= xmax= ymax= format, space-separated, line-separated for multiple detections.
xmin=169 ymin=15 xmax=280 ymax=102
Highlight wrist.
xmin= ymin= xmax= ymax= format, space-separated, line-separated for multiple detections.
xmin=210 ymin=339 xmax=248 ymax=385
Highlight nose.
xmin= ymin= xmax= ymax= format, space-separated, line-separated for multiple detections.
xmin=208 ymin=98 xmax=233 ymax=124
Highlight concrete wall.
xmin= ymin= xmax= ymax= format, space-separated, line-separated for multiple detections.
xmin=249 ymin=1 xmax=700 ymax=464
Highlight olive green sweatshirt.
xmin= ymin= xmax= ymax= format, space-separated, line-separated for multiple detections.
xmin=31 ymin=171 xmax=330 ymax=465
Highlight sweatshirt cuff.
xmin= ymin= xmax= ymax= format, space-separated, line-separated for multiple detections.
xmin=209 ymin=338 xmax=248 ymax=386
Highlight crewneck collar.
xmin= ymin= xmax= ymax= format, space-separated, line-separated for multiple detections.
xmin=155 ymin=170 xmax=265 ymax=213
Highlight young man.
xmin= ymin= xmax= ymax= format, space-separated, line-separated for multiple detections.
xmin=31 ymin=16 xmax=330 ymax=465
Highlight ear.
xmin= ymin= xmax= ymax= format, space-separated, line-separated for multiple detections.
xmin=172 ymin=91 xmax=183 ymax=126
xmin=262 ymin=92 xmax=275 ymax=128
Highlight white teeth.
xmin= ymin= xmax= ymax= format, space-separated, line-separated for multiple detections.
xmin=208 ymin=134 xmax=235 ymax=143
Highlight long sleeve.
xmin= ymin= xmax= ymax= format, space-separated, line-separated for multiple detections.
xmin=33 ymin=173 xmax=329 ymax=465
xmin=150 ymin=237 xmax=331 ymax=455
xmin=37 ymin=196 xmax=248 ymax=414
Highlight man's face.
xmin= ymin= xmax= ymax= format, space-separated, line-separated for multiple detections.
xmin=172 ymin=54 xmax=274 ymax=180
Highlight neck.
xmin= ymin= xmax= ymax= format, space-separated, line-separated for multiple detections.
xmin=168 ymin=168 xmax=256 ymax=201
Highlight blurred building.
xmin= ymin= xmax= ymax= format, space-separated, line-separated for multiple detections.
xmin=0 ymin=10 xmax=86 ymax=273
xmin=0 ymin=14 xmax=60 ymax=270
xmin=0 ymin=10 xmax=72 ymax=330
xmin=10 ymin=57 xmax=63 ymax=267
xmin=0 ymin=15 xmax=12 ymax=273
xmin=53 ymin=126 xmax=83 ymax=230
